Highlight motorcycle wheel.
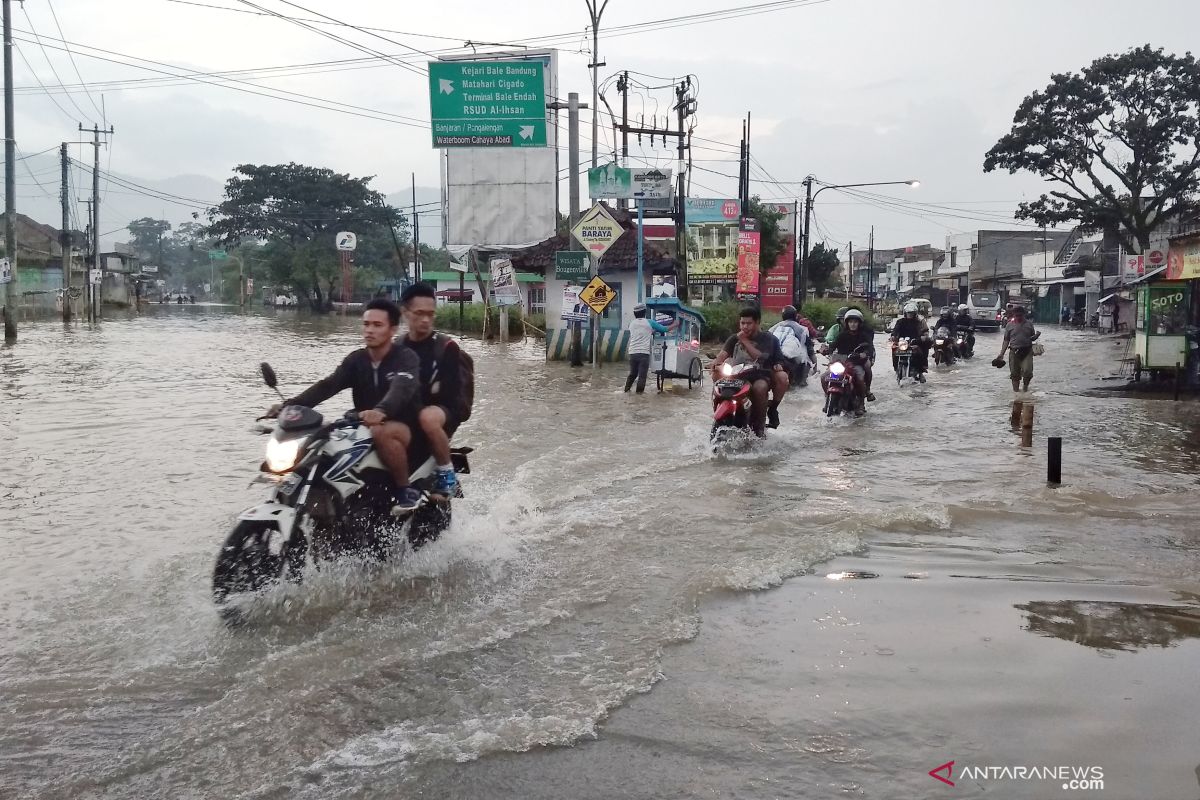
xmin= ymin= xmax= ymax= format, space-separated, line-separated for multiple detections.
xmin=688 ymin=358 xmax=703 ymax=389
xmin=825 ymin=394 xmax=839 ymax=417
xmin=212 ymin=520 xmax=294 ymax=626
xmin=408 ymin=500 xmax=452 ymax=550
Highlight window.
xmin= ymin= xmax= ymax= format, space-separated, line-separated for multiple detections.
xmin=527 ymin=285 xmax=546 ymax=314
xmin=1146 ymin=286 xmax=1188 ymax=335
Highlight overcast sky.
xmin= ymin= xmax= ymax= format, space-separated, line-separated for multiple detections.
xmin=8 ymin=0 xmax=1200 ymax=251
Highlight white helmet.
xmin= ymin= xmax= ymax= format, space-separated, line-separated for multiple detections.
xmin=903 ymin=302 xmax=918 ymax=314
xmin=844 ymin=309 xmax=865 ymax=322
xmin=958 ymin=303 xmax=968 ymax=312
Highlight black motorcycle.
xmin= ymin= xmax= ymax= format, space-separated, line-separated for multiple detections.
xmin=932 ymin=326 xmax=957 ymax=366
xmin=212 ymin=364 xmax=472 ymax=625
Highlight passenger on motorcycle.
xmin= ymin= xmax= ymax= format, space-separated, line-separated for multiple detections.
xmin=828 ymin=308 xmax=876 ymax=406
xmin=769 ymin=305 xmax=814 ymax=387
xmin=712 ymin=305 xmax=789 ymax=435
xmin=387 ymin=282 xmax=469 ymax=502
xmin=269 ymin=298 xmax=427 ymax=511
xmin=889 ymin=301 xmax=929 ymax=381
xmin=824 ymin=306 xmax=851 ymax=345
xmin=954 ymin=303 xmax=976 ymax=352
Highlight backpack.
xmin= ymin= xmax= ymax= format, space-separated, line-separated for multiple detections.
xmin=404 ymin=333 xmax=475 ymax=422
xmin=771 ymin=323 xmax=805 ymax=360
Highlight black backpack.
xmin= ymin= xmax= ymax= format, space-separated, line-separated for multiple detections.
xmin=405 ymin=332 xmax=475 ymax=422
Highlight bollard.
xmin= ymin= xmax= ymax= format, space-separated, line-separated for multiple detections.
xmin=1048 ymin=437 xmax=1062 ymax=484
xmin=1175 ymin=362 xmax=1182 ymax=402
xmin=1020 ymin=403 xmax=1034 ymax=448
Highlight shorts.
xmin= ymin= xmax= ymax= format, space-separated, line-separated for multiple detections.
xmin=1009 ymin=349 xmax=1034 ymax=380
xmin=401 ymin=403 xmax=460 ymax=437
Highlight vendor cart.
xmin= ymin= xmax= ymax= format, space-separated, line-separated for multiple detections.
xmin=646 ymin=297 xmax=706 ymax=391
xmin=1132 ymin=281 xmax=1191 ymax=380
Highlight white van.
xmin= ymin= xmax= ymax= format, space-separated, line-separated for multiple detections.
xmin=967 ymin=291 xmax=1003 ymax=331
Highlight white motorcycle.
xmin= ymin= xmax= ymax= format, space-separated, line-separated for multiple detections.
xmin=212 ymin=363 xmax=471 ymax=625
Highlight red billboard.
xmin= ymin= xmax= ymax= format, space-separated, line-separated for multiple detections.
xmin=761 ymin=234 xmax=795 ymax=311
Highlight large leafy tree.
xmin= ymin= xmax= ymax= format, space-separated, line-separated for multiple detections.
xmin=984 ymin=45 xmax=1200 ymax=252
xmin=804 ymin=242 xmax=842 ymax=297
xmin=746 ymin=196 xmax=787 ymax=281
xmin=126 ymin=218 xmax=172 ymax=263
xmin=205 ymin=163 xmax=408 ymax=309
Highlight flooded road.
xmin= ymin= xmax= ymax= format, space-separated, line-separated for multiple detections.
xmin=2 ymin=307 xmax=1199 ymax=799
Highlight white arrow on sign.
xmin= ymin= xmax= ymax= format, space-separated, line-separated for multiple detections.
xmin=439 ymin=78 xmax=454 ymax=95
xmin=518 ymin=125 xmax=534 ymax=140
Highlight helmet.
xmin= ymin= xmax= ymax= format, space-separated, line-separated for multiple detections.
xmin=844 ymin=309 xmax=865 ymax=322
xmin=782 ymin=305 xmax=797 ymax=320
xmin=903 ymin=302 xmax=918 ymax=315
xmin=835 ymin=306 xmax=849 ymax=321
xmin=940 ymin=306 xmax=951 ymax=316
xmin=958 ymin=303 xmax=968 ymax=312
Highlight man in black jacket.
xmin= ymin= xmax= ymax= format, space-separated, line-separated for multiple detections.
xmin=270 ymin=297 xmax=426 ymax=511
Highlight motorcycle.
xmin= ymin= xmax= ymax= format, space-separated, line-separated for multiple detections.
xmin=891 ymin=337 xmax=924 ymax=384
xmin=955 ymin=329 xmax=975 ymax=359
xmin=711 ymin=361 xmax=761 ymax=442
xmin=822 ymin=344 xmax=872 ymax=417
xmin=932 ymin=326 xmax=956 ymax=366
xmin=212 ymin=363 xmax=472 ymax=626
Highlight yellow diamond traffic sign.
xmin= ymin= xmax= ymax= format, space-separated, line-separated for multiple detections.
xmin=578 ymin=275 xmax=617 ymax=314
xmin=570 ymin=203 xmax=625 ymax=260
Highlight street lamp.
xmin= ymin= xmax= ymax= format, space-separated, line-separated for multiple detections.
xmin=796 ymin=177 xmax=920 ymax=306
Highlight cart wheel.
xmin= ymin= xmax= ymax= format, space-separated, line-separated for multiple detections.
xmin=688 ymin=358 xmax=703 ymax=389
xmin=656 ymin=372 xmax=664 ymax=392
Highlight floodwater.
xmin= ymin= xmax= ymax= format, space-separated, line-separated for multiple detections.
xmin=2 ymin=306 xmax=1199 ymax=799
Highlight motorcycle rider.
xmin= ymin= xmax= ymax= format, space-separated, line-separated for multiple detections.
xmin=954 ymin=303 xmax=976 ymax=354
xmin=712 ymin=305 xmax=789 ymax=435
xmin=388 ymin=282 xmax=468 ymax=502
xmin=269 ymin=298 xmax=426 ymax=511
xmin=889 ymin=301 xmax=929 ymax=381
xmin=823 ymin=306 xmax=851 ymax=345
xmin=769 ymin=305 xmax=814 ymax=386
xmin=828 ymin=308 xmax=876 ymax=409
xmin=932 ymin=305 xmax=959 ymax=361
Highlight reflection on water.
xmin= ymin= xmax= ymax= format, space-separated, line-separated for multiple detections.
xmin=1017 ymin=599 xmax=1200 ymax=652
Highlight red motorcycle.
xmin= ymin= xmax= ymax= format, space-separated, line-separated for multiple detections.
xmin=711 ymin=362 xmax=761 ymax=442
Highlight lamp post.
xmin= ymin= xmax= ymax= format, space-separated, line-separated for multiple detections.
xmin=797 ymin=177 xmax=919 ymax=307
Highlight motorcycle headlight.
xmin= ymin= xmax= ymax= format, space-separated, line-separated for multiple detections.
xmin=265 ymin=436 xmax=303 ymax=473
xmin=935 ymin=338 xmax=945 ymax=345
xmin=721 ymin=363 xmax=734 ymax=377
xmin=830 ymin=362 xmax=846 ymax=376
xmin=899 ymin=342 xmax=909 ymax=351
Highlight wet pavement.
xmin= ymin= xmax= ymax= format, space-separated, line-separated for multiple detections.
xmin=2 ymin=307 xmax=1198 ymax=798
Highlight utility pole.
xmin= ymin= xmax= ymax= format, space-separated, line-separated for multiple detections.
xmin=846 ymin=239 xmax=852 ymax=300
xmin=797 ymin=176 xmax=813 ymax=308
xmin=411 ymin=172 xmax=421 ymax=284
xmin=617 ymin=71 xmax=629 ymax=211
xmin=674 ymin=78 xmax=691 ymax=302
xmin=584 ymin=0 xmax=608 ymax=169
xmin=3 ymin=0 xmax=17 ymax=340
xmin=80 ymin=123 xmax=112 ymax=322
xmin=79 ymin=199 xmax=92 ymax=320
xmin=60 ymin=143 xmax=70 ymax=322
xmin=548 ymin=92 xmax=588 ymax=366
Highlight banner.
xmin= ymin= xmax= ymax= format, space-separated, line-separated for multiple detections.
xmin=561 ymin=285 xmax=589 ymax=321
xmin=588 ymin=163 xmax=673 ymax=200
xmin=761 ymin=234 xmax=795 ymax=311
xmin=490 ymin=258 xmax=521 ymax=306
xmin=1168 ymin=237 xmax=1200 ymax=280
xmin=735 ymin=218 xmax=761 ymax=294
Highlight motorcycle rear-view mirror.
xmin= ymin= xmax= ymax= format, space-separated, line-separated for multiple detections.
xmin=260 ymin=362 xmax=278 ymax=389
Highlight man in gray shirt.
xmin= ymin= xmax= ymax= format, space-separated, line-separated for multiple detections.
xmin=998 ymin=305 xmax=1040 ymax=392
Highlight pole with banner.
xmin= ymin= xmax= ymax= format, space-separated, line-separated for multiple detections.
xmin=335 ymin=231 xmax=356 ymax=314
xmin=570 ymin=203 xmax=625 ymax=365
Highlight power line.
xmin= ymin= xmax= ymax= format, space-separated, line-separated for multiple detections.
xmin=12 ymin=43 xmax=79 ymax=124
xmin=18 ymin=3 xmax=92 ymax=122
xmin=45 ymin=0 xmax=105 ymax=121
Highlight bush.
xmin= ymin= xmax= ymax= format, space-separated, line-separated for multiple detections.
xmin=800 ymin=298 xmax=882 ymax=332
xmin=434 ymin=303 xmax=543 ymax=338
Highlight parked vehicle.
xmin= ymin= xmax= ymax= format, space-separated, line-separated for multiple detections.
xmin=968 ymin=291 xmax=1003 ymax=331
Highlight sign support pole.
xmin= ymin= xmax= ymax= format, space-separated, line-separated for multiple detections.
xmin=458 ymin=270 xmax=464 ymax=331
xmin=637 ymin=199 xmax=645 ymax=303
xmin=590 ymin=253 xmax=600 ymax=366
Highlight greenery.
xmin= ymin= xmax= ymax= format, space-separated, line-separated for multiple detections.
xmin=805 ymin=242 xmax=843 ymax=297
xmin=699 ymin=299 xmax=881 ymax=342
xmin=435 ymin=303 xmax=545 ymax=338
xmin=203 ymin=163 xmax=410 ymax=310
xmin=984 ymin=45 xmax=1200 ymax=252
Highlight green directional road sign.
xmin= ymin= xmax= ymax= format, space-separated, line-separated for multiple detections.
xmin=428 ymin=60 xmax=547 ymax=148
xmin=555 ymin=251 xmax=589 ymax=280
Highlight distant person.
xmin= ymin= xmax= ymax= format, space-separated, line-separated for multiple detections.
xmin=1061 ymin=304 xmax=1071 ymax=325
xmin=998 ymin=305 xmax=1040 ymax=393
xmin=625 ymin=303 xmax=675 ymax=393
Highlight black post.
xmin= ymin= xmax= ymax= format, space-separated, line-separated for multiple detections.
xmin=1175 ymin=362 xmax=1182 ymax=402
xmin=458 ymin=270 xmax=464 ymax=331
xmin=798 ymin=176 xmax=813 ymax=308
xmin=1047 ymin=436 xmax=1062 ymax=484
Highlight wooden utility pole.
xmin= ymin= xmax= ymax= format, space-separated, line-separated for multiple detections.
xmin=3 ymin=0 xmax=17 ymax=340
xmin=60 ymin=143 xmax=70 ymax=321
xmin=80 ymin=123 xmax=112 ymax=321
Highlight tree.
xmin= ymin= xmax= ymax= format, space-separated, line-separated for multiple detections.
xmin=804 ymin=242 xmax=842 ymax=297
xmin=126 ymin=217 xmax=172 ymax=264
xmin=746 ymin=196 xmax=786 ymax=281
xmin=204 ymin=163 xmax=408 ymax=310
xmin=984 ymin=45 xmax=1200 ymax=252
